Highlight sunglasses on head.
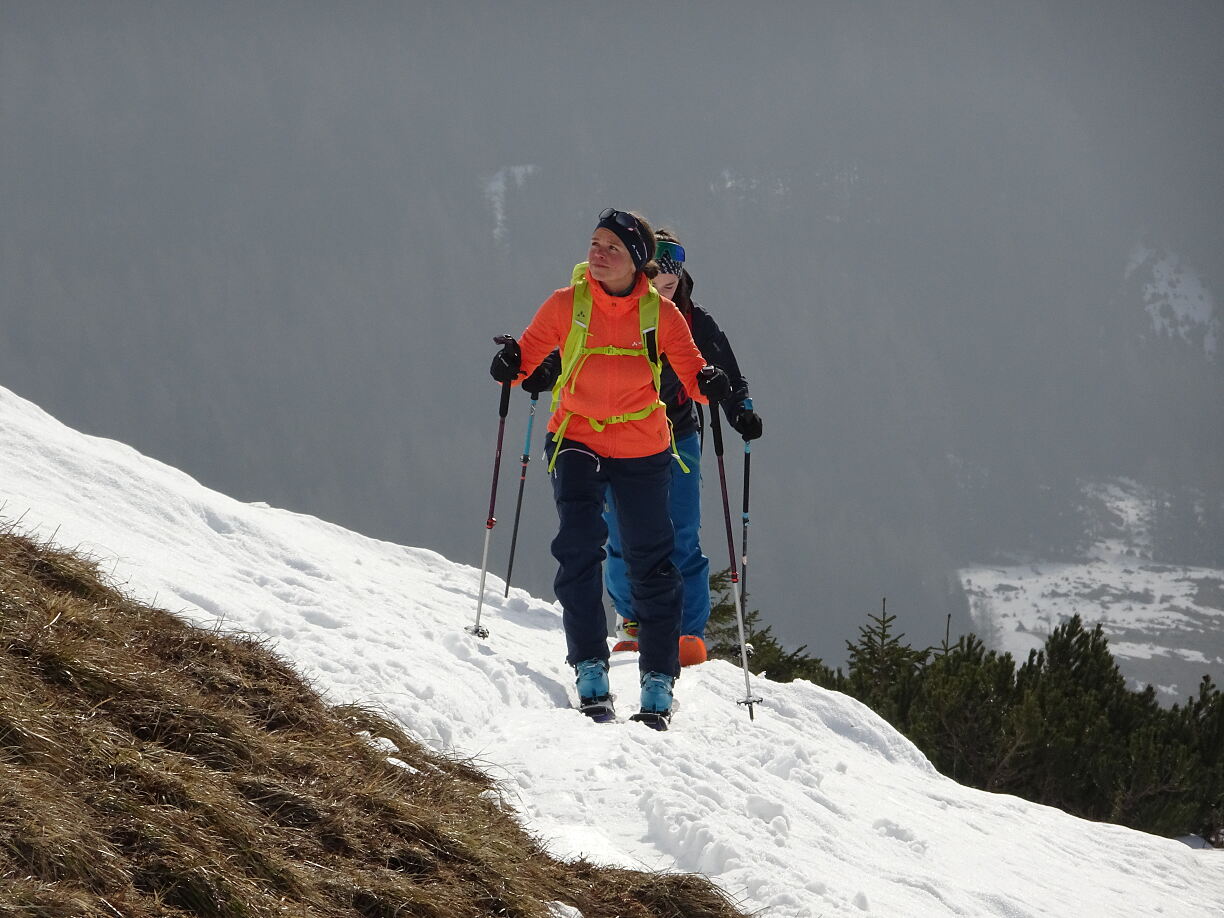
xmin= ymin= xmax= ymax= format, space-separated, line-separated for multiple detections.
xmin=598 ymin=207 xmax=639 ymax=229
xmin=655 ymin=240 xmax=685 ymax=263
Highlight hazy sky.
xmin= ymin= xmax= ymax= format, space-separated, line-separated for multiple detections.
xmin=2 ymin=1 xmax=1221 ymax=660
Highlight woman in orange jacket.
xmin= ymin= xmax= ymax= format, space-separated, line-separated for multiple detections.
xmin=490 ymin=208 xmax=729 ymax=727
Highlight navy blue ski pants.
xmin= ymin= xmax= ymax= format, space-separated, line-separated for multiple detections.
xmin=547 ymin=437 xmax=682 ymax=677
xmin=604 ymin=430 xmax=709 ymax=637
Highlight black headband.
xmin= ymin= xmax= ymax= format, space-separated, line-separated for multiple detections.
xmin=596 ymin=208 xmax=650 ymax=271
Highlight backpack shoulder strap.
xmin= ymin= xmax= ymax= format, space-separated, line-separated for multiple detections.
xmin=552 ymin=263 xmax=593 ymax=412
xmin=637 ymin=285 xmax=662 ymax=392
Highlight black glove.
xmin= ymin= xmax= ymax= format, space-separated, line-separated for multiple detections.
xmin=729 ymin=407 xmax=763 ymax=440
xmin=697 ymin=365 xmax=731 ymax=402
xmin=489 ymin=335 xmax=521 ymax=383
xmin=521 ymin=349 xmax=561 ymax=395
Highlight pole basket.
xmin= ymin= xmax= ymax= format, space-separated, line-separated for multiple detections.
xmin=737 ymin=695 xmax=765 ymax=720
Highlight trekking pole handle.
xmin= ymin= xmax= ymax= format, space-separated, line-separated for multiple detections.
xmin=492 ymin=334 xmax=517 ymax=420
xmin=498 ymin=376 xmax=512 ymax=420
xmin=709 ymin=395 xmax=726 ymax=459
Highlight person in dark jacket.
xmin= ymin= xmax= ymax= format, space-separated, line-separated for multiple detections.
xmin=605 ymin=229 xmax=763 ymax=666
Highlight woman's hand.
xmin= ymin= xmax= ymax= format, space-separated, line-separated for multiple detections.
xmin=489 ymin=335 xmax=522 ymax=382
xmin=697 ymin=365 xmax=731 ymax=402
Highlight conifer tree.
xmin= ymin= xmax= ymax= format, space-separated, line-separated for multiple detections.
xmin=1003 ymin=615 xmax=1203 ymax=832
xmin=842 ymin=599 xmax=929 ymax=724
xmin=1174 ymin=675 xmax=1224 ymax=844
xmin=906 ymin=634 xmax=1018 ymax=788
xmin=1009 ymin=616 xmax=1131 ymax=816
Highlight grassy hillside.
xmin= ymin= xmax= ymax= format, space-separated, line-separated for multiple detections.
xmin=0 ymin=529 xmax=746 ymax=918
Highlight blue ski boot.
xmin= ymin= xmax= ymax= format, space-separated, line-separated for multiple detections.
xmin=574 ymin=658 xmax=615 ymax=722
xmin=630 ymin=671 xmax=674 ymax=731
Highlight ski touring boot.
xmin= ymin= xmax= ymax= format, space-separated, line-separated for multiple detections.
xmin=574 ymin=658 xmax=615 ymax=722
xmin=630 ymin=671 xmax=674 ymax=731
xmin=611 ymin=617 xmax=639 ymax=653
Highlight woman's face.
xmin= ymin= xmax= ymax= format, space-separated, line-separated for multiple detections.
xmin=653 ymin=272 xmax=680 ymax=300
xmin=588 ymin=227 xmax=637 ymax=292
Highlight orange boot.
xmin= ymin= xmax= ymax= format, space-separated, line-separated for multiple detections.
xmin=612 ymin=618 xmax=639 ymax=652
xmin=678 ymin=635 xmax=708 ymax=667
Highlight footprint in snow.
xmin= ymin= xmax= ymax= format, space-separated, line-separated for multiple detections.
xmin=300 ymin=607 xmax=344 ymax=629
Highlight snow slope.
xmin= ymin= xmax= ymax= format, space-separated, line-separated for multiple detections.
xmin=2 ymin=384 xmax=1221 ymax=917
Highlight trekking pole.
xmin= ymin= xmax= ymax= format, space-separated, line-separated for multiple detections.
xmin=503 ymin=391 xmax=539 ymax=597
xmin=709 ymin=399 xmax=764 ymax=719
xmin=740 ymin=397 xmax=753 ymax=598
xmin=469 ymin=337 xmax=515 ymax=639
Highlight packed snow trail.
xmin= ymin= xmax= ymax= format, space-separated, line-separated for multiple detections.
xmin=2 ymin=385 xmax=1221 ymax=917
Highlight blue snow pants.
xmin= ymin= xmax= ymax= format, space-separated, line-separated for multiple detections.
xmin=547 ymin=437 xmax=682 ymax=678
xmin=604 ymin=431 xmax=710 ymax=638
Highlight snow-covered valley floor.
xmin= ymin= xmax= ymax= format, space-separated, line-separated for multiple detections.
xmin=962 ymin=480 xmax=1224 ymax=701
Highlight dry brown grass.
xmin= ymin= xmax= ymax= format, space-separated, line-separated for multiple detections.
xmin=0 ymin=528 xmax=750 ymax=918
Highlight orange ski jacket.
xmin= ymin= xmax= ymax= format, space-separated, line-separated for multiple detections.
xmin=516 ymin=267 xmax=710 ymax=459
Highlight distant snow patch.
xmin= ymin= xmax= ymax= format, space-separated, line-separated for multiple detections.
xmin=712 ymin=169 xmax=790 ymax=201
xmin=484 ymin=165 xmax=538 ymax=242
xmin=1127 ymin=243 xmax=1219 ymax=356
